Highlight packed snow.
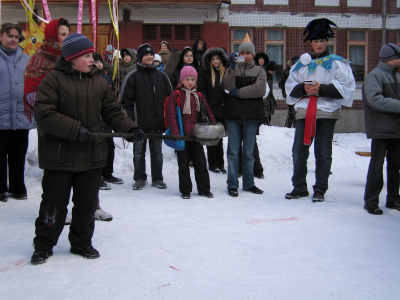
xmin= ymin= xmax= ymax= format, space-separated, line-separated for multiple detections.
xmin=1 ymin=126 xmax=399 ymax=300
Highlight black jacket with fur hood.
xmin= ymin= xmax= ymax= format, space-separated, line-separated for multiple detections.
xmin=197 ymin=48 xmax=229 ymax=119
xmin=193 ymin=39 xmax=208 ymax=67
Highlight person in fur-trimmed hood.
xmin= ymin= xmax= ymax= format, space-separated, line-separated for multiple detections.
xmin=254 ymin=52 xmax=269 ymax=74
xmin=197 ymin=48 xmax=229 ymax=174
xmin=193 ymin=39 xmax=207 ymax=67
xmin=119 ymin=48 xmax=137 ymax=82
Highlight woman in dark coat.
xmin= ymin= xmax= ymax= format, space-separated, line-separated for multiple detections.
xmin=168 ymin=47 xmax=199 ymax=89
xmin=197 ymin=48 xmax=229 ymax=174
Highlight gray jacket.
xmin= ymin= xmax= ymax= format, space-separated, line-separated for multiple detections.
xmin=362 ymin=61 xmax=400 ymax=139
xmin=0 ymin=45 xmax=31 ymax=130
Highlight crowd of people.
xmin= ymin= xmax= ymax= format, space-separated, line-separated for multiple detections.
xmin=0 ymin=17 xmax=399 ymax=266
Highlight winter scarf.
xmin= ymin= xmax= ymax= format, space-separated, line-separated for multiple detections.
xmin=181 ymin=87 xmax=200 ymax=115
xmin=303 ymin=95 xmax=318 ymax=145
xmin=23 ymin=41 xmax=62 ymax=122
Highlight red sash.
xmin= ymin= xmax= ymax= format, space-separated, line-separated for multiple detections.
xmin=303 ymin=95 xmax=318 ymax=145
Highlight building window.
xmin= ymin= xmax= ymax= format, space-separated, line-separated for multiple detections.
xmin=397 ymin=31 xmax=400 ymax=46
xmin=231 ymin=0 xmax=255 ymax=4
xmin=315 ymin=0 xmax=339 ymax=6
xmin=231 ymin=28 xmax=253 ymax=53
xmin=265 ymin=29 xmax=285 ymax=81
xmin=144 ymin=25 xmax=201 ymax=51
xmin=347 ymin=0 xmax=371 ymax=7
xmin=348 ymin=30 xmax=367 ymax=82
xmin=327 ymin=33 xmax=336 ymax=55
xmin=263 ymin=0 xmax=289 ymax=4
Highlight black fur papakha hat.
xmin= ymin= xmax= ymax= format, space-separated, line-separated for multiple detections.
xmin=303 ymin=18 xmax=337 ymax=43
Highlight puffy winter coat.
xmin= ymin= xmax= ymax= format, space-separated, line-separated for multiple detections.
xmin=34 ymin=57 xmax=139 ymax=172
xmin=197 ymin=48 xmax=229 ymax=119
xmin=0 ymin=45 xmax=31 ymax=130
xmin=222 ymin=60 xmax=267 ymax=122
xmin=119 ymin=48 xmax=137 ymax=82
xmin=120 ymin=62 xmax=173 ymax=133
xmin=166 ymin=86 xmax=216 ymax=137
xmin=362 ymin=61 xmax=400 ymax=139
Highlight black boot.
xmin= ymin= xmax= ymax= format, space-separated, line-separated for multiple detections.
xmin=285 ymin=189 xmax=309 ymax=199
xmin=70 ymin=245 xmax=100 ymax=259
xmin=364 ymin=204 xmax=383 ymax=215
xmin=31 ymin=249 xmax=53 ymax=265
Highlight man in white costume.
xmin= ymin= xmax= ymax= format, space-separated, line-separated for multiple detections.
xmin=285 ymin=18 xmax=355 ymax=202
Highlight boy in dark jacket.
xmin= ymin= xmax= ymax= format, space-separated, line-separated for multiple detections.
xmin=363 ymin=43 xmax=400 ymax=215
xmin=166 ymin=66 xmax=216 ymax=199
xmin=121 ymin=44 xmax=173 ymax=190
xmin=31 ymin=34 xmax=143 ymax=265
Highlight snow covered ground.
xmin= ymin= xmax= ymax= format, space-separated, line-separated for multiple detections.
xmin=1 ymin=126 xmax=399 ymax=300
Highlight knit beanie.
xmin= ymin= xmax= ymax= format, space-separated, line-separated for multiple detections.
xmin=238 ymin=42 xmax=255 ymax=56
xmin=93 ymin=52 xmax=103 ymax=62
xmin=62 ymin=33 xmax=94 ymax=62
xmin=380 ymin=43 xmax=400 ymax=62
xmin=266 ymin=61 xmax=278 ymax=71
xmin=154 ymin=54 xmax=162 ymax=62
xmin=180 ymin=66 xmax=197 ymax=82
xmin=137 ymin=43 xmax=154 ymax=62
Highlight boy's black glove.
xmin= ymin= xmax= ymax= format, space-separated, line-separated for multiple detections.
xmin=77 ymin=126 xmax=94 ymax=142
xmin=128 ymin=128 xmax=145 ymax=143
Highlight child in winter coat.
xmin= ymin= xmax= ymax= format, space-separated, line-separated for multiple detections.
xmin=31 ymin=34 xmax=143 ymax=265
xmin=166 ymin=66 xmax=217 ymax=199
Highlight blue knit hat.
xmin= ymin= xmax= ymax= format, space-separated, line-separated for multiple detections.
xmin=62 ymin=33 xmax=94 ymax=62
xmin=137 ymin=43 xmax=154 ymax=62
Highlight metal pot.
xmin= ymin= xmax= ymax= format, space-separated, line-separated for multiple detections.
xmin=193 ymin=123 xmax=225 ymax=146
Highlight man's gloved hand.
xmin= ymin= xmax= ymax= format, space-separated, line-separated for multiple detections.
xmin=77 ymin=125 xmax=94 ymax=142
xmin=228 ymin=52 xmax=237 ymax=70
xmin=229 ymin=87 xmax=238 ymax=97
xmin=127 ymin=128 xmax=144 ymax=143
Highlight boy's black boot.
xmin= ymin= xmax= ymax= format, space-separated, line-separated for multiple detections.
xmin=70 ymin=245 xmax=100 ymax=259
xmin=364 ymin=204 xmax=383 ymax=215
xmin=31 ymin=249 xmax=53 ymax=265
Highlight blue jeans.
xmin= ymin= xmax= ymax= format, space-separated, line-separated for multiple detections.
xmin=133 ymin=139 xmax=163 ymax=182
xmin=227 ymin=120 xmax=258 ymax=190
xmin=292 ymin=119 xmax=336 ymax=194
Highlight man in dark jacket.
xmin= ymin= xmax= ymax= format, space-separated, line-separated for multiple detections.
xmin=31 ymin=34 xmax=142 ymax=265
xmin=121 ymin=43 xmax=173 ymax=190
xmin=279 ymin=56 xmax=299 ymax=128
xmin=223 ymin=42 xmax=267 ymax=197
xmin=362 ymin=43 xmax=400 ymax=215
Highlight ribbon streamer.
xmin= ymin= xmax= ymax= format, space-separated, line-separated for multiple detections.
xmin=77 ymin=0 xmax=83 ymax=34
xmin=91 ymin=0 xmax=97 ymax=51
xmin=108 ymin=0 xmax=120 ymax=80
xmin=20 ymin=0 xmax=49 ymax=24
xmin=41 ymin=0 xmax=51 ymax=21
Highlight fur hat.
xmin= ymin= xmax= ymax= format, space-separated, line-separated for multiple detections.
xmin=62 ymin=33 xmax=94 ymax=62
xmin=238 ymin=42 xmax=255 ymax=56
xmin=254 ymin=52 xmax=270 ymax=66
xmin=380 ymin=43 xmax=400 ymax=62
xmin=137 ymin=43 xmax=154 ymax=62
xmin=180 ymin=66 xmax=198 ymax=82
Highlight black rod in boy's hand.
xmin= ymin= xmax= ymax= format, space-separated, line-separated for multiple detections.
xmin=90 ymin=132 xmax=220 ymax=143
xmin=77 ymin=126 xmax=94 ymax=142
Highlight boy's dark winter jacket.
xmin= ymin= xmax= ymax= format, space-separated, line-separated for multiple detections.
xmin=362 ymin=61 xmax=400 ymax=139
xmin=197 ymin=48 xmax=229 ymax=119
xmin=166 ymin=85 xmax=216 ymax=137
xmin=34 ymin=57 xmax=139 ymax=172
xmin=222 ymin=60 xmax=267 ymax=122
xmin=120 ymin=62 xmax=173 ymax=134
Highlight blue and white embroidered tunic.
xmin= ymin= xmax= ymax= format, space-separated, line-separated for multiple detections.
xmin=285 ymin=54 xmax=356 ymax=113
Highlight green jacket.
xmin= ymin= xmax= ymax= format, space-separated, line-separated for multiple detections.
xmin=34 ymin=57 xmax=139 ymax=172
